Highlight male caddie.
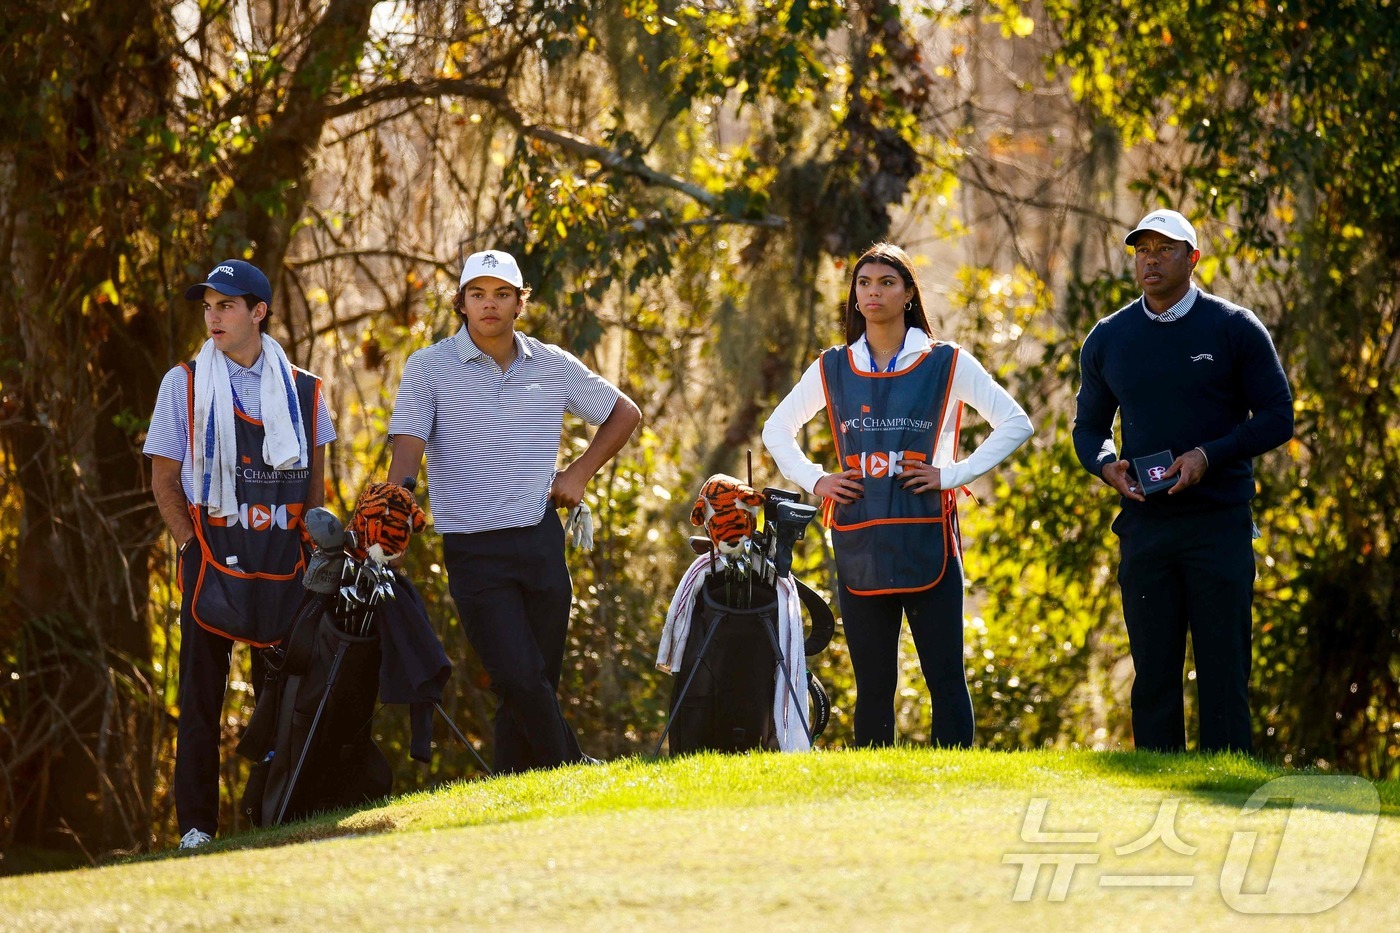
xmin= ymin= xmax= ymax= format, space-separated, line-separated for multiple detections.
xmin=146 ymin=259 xmax=335 ymax=848
xmin=1073 ymin=209 xmax=1293 ymax=752
xmin=387 ymin=249 xmax=640 ymax=773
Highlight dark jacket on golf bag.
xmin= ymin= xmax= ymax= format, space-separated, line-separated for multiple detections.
xmin=238 ymin=569 xmax=453 ymax=825
xmin=377 ymin=572 xmax=452 ymax=763
xmin=238 ymin=591 xmax=391 ymax=826
xmin=665 ymin=573 xmax=834 ymax=756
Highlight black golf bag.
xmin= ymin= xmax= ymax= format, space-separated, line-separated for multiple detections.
xmin=238 ymin=591 xmax=392 ymax=827
xmin=667 ymin=578 xmax=783 ymax=753
xmin=236 ymin=488 xmax=470 ymax=828
xmin=665 ymin=574 xmax=835 ymax=756
xmin=660 ymin=484 xmax=837 ymax=757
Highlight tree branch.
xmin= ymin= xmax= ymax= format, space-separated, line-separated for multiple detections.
xmin=324 ymin=78 xmax=788 ymax=227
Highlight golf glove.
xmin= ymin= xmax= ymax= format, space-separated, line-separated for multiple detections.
xmin=565 ymin=503 xmax=594 ymax=551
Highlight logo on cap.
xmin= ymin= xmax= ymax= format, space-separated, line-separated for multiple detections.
xmin=482 ymin=253 xmax=499 ymax=268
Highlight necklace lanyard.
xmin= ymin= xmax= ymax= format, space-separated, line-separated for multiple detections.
xmin=870 ymin=349 xmax=900 ymax=373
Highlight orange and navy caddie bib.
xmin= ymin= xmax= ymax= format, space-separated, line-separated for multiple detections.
xmin=180 ymin=359 xmax=319 ymax=646
xmin=819 ymin=342 xmax=960 ymax=595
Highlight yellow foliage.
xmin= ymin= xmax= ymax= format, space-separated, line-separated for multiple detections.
xmin=1196 ymin=254 xmax=1220 ymax=286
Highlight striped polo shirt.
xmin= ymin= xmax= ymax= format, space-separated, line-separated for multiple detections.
xmin=1142 ymin=283 xmax=1200 ymax=323
xmin=144 ymin=353 xmax=336 ymax=502
xmin=389 ymin=326 xmax=622 ymax=534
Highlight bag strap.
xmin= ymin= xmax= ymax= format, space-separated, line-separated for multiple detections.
xmin=795 ymin=576 xmax=836 ymax=656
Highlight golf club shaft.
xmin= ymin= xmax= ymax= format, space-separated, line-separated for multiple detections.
xmin=274 ymin=638 xmax=350 ymax=826
xmin=432 ymin=702 xmax=494 ymax=776
xmin=652 ymin=607 xmax=727 ymax=757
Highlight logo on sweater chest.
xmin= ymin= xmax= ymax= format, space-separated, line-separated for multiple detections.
xmin=1190 ymin=353 xmax=1215 ymax=362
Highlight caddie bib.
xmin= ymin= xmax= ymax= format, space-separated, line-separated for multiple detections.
xmin=180 ymin=360 xmax=319 ymax=646
xmin=819 ymin=341 xmax=960 ymax=595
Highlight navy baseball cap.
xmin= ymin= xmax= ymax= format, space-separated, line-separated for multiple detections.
xmin=184 ymin=259 xmax=272 ymax=306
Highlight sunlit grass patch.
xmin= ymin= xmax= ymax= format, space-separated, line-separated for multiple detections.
xmin=4 ymin=749 xmax=1396 ymax=930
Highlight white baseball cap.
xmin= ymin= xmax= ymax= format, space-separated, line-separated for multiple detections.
xmin=1125 ymin=209 xmax=1198 ymax=250
xmin=459 ymin=249 xmax=524 ymax=289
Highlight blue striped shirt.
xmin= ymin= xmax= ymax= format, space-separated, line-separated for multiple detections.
xmin=389 ymin=327 xmax=622 ymax=534
xmin=143 ymin=353 xmax=336 ymax=502
xmin=1142 ymin=283 xmax=1200 ymax=323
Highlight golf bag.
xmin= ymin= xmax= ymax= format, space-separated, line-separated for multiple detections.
xmin=656 ymin=478 xmax=837 ymax=756
xmin=238 ymin=481 xmax=480 ymax=827
xmin=665 ymin=576 xmax=834 ymax=754
xmin=238 ymin=590 xmax=392 ymax=826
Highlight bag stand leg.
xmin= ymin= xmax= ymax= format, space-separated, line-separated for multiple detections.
xmin=274 ymin=639 xmax=349 ymax=826
xmin=433 ymin=702 xmax=495 ymax=777
xmin=652 ymin=610 xmax=728 ymax=757
xmin=761 ymin=615 xmax=814 ymax=746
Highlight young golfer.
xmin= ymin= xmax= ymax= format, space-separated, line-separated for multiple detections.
xmin=387 ymin=249 xmax=640 ymax=773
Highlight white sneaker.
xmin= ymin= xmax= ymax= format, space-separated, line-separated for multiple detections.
xmin=179 ymin=828 xmax=213 ymax=850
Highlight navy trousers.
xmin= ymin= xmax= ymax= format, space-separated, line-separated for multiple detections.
xmin=1114 ymin=503 xmax=1256 ymax=753
xmin=443 ymin=512 xmax=584 ymax=774
xmin=837 ymin=551 xmax=973 ymax=748
xmin=175 ymin=597 xmax=265 ymax=836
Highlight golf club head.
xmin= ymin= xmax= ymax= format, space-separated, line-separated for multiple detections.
xmin=773 ymin=500 xmax=819 ymax=578
xmin=775 ymin=499 xmax=818 ymax=532
xmin=304 ymin=507 xmax=345 ymax=550
xmin=761 ymin=486 xmax=802 ymax=531
xmin=301 ymin=549 xmax=344 ymax=594
xmin=688 ymin=535 xmax=714 ymax=555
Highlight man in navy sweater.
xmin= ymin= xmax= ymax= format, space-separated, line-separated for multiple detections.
xmin=1073 ymin=208 xmax=1293 ymax=753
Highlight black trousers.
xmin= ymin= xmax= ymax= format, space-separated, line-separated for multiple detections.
xmin=443 ymin=512 xmax=583 ymax=774
xmin=175 ymin=601 xmax=265 ymax=836
xmin=837 ymin=551 xmax=973 ymax=748
xmin=1114 ymin=503 xmax=1256 ymax=753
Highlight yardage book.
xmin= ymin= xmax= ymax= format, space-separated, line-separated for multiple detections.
xmin=1132 ymin=449 xmax=1179 ymax=495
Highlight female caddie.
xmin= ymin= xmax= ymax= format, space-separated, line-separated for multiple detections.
xmin=762 ymin=243 xmax=1032 ymax=747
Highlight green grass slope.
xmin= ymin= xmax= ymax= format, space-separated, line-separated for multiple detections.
xmin=3 ymin=749 xmax=1397 ymax=931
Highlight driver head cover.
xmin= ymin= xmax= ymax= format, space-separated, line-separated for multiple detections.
xmin=348 ymin=482 xmax=427 ymax=564
xmin=691 ymin=474 xmax=764 ymax=557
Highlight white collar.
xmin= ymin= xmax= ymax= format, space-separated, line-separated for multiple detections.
xmin=852 ymin=328 xmax=932 ymax=367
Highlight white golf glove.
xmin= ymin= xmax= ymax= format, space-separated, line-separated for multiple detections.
xmin=565 ymin=502 xmax=594 ymax=551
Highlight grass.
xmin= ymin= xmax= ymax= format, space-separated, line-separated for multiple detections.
xmin=3 ymin=748 xmax=1397 ymax=930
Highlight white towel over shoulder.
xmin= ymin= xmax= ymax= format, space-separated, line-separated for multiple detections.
xmin=192 ymin=334 xmax=308 ymax=519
